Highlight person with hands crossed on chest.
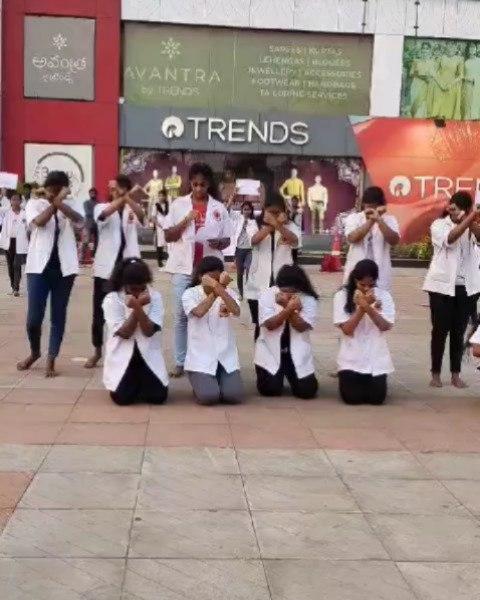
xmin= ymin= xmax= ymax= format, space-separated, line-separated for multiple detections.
xmin=334 ymin=259 xmax=395 ymax=405
xmin=17 ymin=171 xmax=84 ymax=378
xmin=245 ymin=194 xmax=300 ymax=340
xmin=102 ymin=258 xmax=168 ymax=406
xmin=85 ymin=175 xmax=145 ymax=370
xmin=182 ymin=256 xmax=244 ymax=406
xmin=254 ymin=264 xmax=319 ymax=400
xmin=423 ymin=191 xmax=480 ymax=388
xmin=164 ymin=163 xmax=232 ymax=379
xmin=343 ymin=186 xmax=400 ymax=291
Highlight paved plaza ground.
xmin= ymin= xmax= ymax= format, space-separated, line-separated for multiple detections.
xmin=1 ymin=263 xmax=480 ymax=599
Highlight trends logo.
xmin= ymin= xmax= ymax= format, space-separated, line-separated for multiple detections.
xmin=389 ymin=175 xmax=412 ymax=197
xmin=161 ymin=116 xmax=185 ymax=139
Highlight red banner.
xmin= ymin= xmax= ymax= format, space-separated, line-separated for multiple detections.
xmin=353 ymin=118 xmax=480 ymax=243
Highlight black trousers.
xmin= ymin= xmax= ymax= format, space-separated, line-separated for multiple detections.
xmin=111 ymin=345 xmax=168 ymax=406
xmin=91 ymin=277 xmax=109 ymax=349
xmin=5 ymin=238 xmax=24 ymax=292
xmin=429 ymin=286 xmax=477 ymax=374
xmin=256 ymin=352 xmax=318 ymax=400
xmin=235 ymin=248 xmax=251 ymax=298
xmin=248 ymin=299 xmax=260 ymax=341
xmin=338 ymin=370 xmax=387 ymax=405
xmin=156 ymin=246 xmax=168 ymax=267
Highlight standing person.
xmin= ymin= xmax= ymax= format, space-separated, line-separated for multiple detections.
xmin=255 ymin=264 xmax=318 ymax=399
xmin=0 ymin=191 xmax=29 ymax=296
xmin=152 ymin=189 xmax=169 ymax=271
xmin=182 ymin=256 xmax=244 ymax=405
xmin=83 ymin=187 xmax=98 ymax=256
xmin=164 ymin=162 xmax=233 ymax=378
xmin=245 ymin=193 xmax=299 ymax=339
xmin=423 ymin=191 xmax=480 ymax=388
xmin=17 ymin=171 xmax=84 ymax=377
xmin=289 ymin=196 xmax=303 ymax=263
xmin=334 ymin=259 xmax=395 ymax=405
xmin=85 ymin=175 xmax=145 ymax=369
xmin=102 ymin=258 xmax=168 ymax=406
xmin=343 ymin=186 xmax=400 ymax=291
xmin=229 ymin=200 xmax=257 ymax=300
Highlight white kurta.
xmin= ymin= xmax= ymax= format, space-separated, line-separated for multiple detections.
xmin=102 ymin=288 xmax=168 ymax=391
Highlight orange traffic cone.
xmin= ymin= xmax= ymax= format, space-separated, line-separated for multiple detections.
xmin=321 ymin=232 xmax=343 ymax=273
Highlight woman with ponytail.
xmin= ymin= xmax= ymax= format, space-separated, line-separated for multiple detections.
xmin=333 ymin=259 xmax=395 ymax=405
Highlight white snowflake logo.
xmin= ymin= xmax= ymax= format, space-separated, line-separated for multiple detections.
xmin=52 ymin=33 xmax=68 ymax=51
xmin=160 ymin=38 xmax=181 ymax=60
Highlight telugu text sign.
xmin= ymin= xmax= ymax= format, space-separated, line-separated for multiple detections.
xmin=123 ymin=23 xmax=373 ymax=116
xmin=24 ymin=16 xmax=95 ymax=101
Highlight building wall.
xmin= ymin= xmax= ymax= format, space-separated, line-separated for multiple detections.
xmin=122 ymin=0 xmax=480 ymax=118
xmin=2 ymin=0 xmax=120 ymax=193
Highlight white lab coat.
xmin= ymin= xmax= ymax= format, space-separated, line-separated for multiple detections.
xmin=182 ymin=284 xmax=241 ymax=375
xmin=164 ymin=194 xmax=233 ymax=276
xmin=245 ymin=222 xmax=300 ymax=301
xmin=0 ymin=209 xmax=29 ymax=254
xmin=25 ymin=198 xmax=84 ymax=276
xmin=102 ymin=288 xmax=168 ymax=391
xmin=343 ymin=212 xmax=399 ymax=291
xmin=93 ymin=204 xmax=141 ymax=280
xmin=333 ymin=287 xmax=395 ymax=376
xmin=254 ymin=286 xmax=318 ymax=378
xmin=423 ymin=217 xmax=480 ymax=297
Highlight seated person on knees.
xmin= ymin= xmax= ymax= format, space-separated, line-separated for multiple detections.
xmin=255 ymin=264 xmax=319 ymax=400
xmin=182 ymin=256 xmax=244 ymax=406
xmin=334 ymin=258 xmax=395 ymax=406
xmin=103 ymin=258 xmax=168 ymax=405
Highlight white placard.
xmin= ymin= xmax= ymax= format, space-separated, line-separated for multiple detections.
xmin=236 ymin=179 xmax=260 ymax=196
xmin=0 ymin=172 xmax=19 ymax=189
xmin=24 ymin=143 xmax=93 ymax=200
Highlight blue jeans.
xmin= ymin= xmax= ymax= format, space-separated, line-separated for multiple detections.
xmin=26 ymin=266 xmax=76 ymax=358
xmin=172 ymin=272 xmax=191 ymax=367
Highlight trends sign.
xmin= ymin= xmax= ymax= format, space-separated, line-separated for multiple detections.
xmin=120 ymin=104 xmax=358 ymax=156
xmin=160 ymin=115 xmax=309 ymax=146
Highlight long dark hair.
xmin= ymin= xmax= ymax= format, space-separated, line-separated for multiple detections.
xmin=344 ymin=259 xmax=378 ymax=314
xmin=275 ymin=264 xmax=319 ymax=299
xmin=189 ymin=162 xmax=219 ymax=199
xmin=257 ymin=191 xmax=287 ymax=227
xmin=109 ymin=257 xmax=152 ymax=292
xmin=156 ymin=190 xmax=169 ymax=216
xmin=241 ymin=201 xmax=254 ymax=219
xmin=190 ymin=255 xmax=224 ymax=287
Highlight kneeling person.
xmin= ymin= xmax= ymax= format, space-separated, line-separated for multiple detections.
xmin=103 ymin=258 xmax=168 ymax=405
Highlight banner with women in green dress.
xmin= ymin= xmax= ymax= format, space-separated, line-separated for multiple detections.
xmin=401 ymin=37 xmax=480 ymax=121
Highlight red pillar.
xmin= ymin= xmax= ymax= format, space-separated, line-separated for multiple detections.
xmin=1 ymin=0 xmax=120 ymax=195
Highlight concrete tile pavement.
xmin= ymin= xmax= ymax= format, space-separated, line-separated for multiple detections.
xmin=0 ymin=264 xmax=480 ymax=598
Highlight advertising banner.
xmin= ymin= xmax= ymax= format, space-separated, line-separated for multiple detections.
xmin=24 ymin=143 xmax=93 ymax=200
xmin=401 ymin=36 xmax=480 ymax=120
xmin=123 ymin=23 xmax=373 ymax=116
xmin=24 ymin=16 xmax=95 ymax=100
xmin=352 ymin=117 xmax=480 ymax=242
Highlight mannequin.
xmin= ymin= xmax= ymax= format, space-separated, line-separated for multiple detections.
xmin=165 ymin=165 xmax=182 ymax=200
xmin=279 ymin=168 xmax=305 ymax=207
xmin=144 ymin=169 xmax=164 ymax=218
xmin=308 ymin=175 xmax=329 ymax=233
xmin=219 ymin=168 xmax=237 ymax=206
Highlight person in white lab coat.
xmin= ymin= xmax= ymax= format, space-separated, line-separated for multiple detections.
xmin=343 ymin=186 xmax=400 ymax=291
xmin=228 ymin=200 xmax=258 ymax=300
xmin=182 ymin=255 xmax=244 ymax=406
xmin=0 ymin=191 xmax=29 ymax=296
xmin=245 ymin=193 xmax=300 ymax=339
xmin=17 ymin=171 xmax=84 ymax=378
xmin=255 ymin=264 xmax=318 ymax=399
xmin=334 ymin=259 xmax=395 ymax=405
xmin=152 ymin=189 xmax=169 ymax=270
xmin=85 ymin=175 xmax=145 ymax=369
xmin=164 ymin=163 xmax=233 ymax=379
xmin=102 ymin=258 xmax=168 ymax=405
xmin=423 ymin=191 xmax=480 ymax=388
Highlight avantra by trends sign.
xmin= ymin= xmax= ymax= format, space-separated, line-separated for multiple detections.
xmin=160 ymin=115 xmax=309 ymax=145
